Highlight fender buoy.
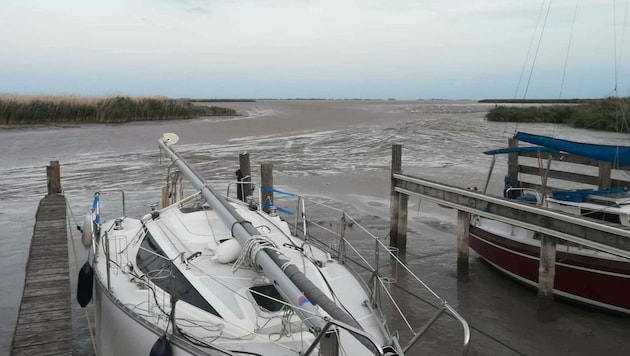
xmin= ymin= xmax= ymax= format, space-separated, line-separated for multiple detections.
xmin=214 ymin=239 xmax=242 ymax=264
xmin=77 ymin=261 xmax=94 ymax=308
xmin=150 ymin=335 xmax=173 ymax=356
xmin=81 ymin=214 xmax=93 ymax=248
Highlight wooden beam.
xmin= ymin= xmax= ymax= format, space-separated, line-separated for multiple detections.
xmin=261 ymin=163 xmax=274 ymax=214
xmin=397 ymin=194 xmax=408 ymax=258
xmin=238 ymin=152 xmax=252 ymax=201
xmin=598 ymin=161 xmax=612 ymax=189
xmin=538 ymin=234 xmax=557 ymax=322
xmin=518 ymin=165 xmax=600 ymax=186
xmin=394 ymin=174 xmax=630 ymax=259
xmin=390 ymin=144 xmax=402 ymax=252
xmin=46 ymin=161 xmax=61 ymax=195
xmin=507 ymin=138 xmax=519 ymax=183
xmin=457 ymin=210 xmax=470 ymax=281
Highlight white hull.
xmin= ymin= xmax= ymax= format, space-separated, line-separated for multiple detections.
xmin=83 ymin=134 xmax=469 ymax=355
xmin=95 ymin=277 xmax=212 ymax=356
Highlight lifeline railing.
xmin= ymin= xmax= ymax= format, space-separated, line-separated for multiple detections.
xmin=263 ymin=186 xmax=471 ymax=355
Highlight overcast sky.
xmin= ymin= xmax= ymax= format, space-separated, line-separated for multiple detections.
xmin=1 ymin=0 xmax=629 ymax=99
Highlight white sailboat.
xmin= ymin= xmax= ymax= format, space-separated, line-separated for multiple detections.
xmin=78 ymin=133 xmax=469 ymax=356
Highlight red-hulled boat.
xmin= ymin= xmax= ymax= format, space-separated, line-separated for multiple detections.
xmin=469 ymin=132 xmax=630 ymax=314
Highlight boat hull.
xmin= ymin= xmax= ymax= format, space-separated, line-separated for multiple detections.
xmin=469 ymin=223 xmax=630 ymax=314
xmin=94 ymin=277 xmax=215 ymax=356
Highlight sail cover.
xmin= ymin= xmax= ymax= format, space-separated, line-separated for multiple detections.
xmin=514 ymin=131 xmax=630 ymax=166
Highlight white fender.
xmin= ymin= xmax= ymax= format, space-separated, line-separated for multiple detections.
xmin=81 ymin=214 xmax=93 ymax=248
xmin=214 ymin=239 xmax=242 ymax=264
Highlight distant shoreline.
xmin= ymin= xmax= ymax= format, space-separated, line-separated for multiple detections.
xmin=478 ymin=98 xmax=601 ymax=104
xmin=188 ymin=99 xmax=256 ymax=102
xmin=485 ymin=97 xmax=630 ymax=133
xmin=0 ymin=95 xmax=238 ymax=125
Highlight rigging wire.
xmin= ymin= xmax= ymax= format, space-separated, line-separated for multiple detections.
xmin=523 ymin=0 xmax=554 ymax=102
xmin=558 ymin=0 xmax=580 ymax=100
xmin=554 ymin=0 xmax=580 ymax=139
xmin=514 ymin=0 xmax=548 ymax=100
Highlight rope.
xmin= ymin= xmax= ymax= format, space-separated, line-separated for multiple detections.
xmin=65 ymin=196 xmax=98 ymax=355
xmin=232 ymin=236 xmax=278 ymax=272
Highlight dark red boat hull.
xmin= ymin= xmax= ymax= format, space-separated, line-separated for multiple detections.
xmin=469 ymin=224 xmax=630 ymax=313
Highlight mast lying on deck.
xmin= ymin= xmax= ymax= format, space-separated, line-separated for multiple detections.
xmin=157 ymin=134 xmax=384 ymax=354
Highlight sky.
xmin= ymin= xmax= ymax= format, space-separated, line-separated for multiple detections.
xmin=1 ymin=0 xmax=629 ymax=99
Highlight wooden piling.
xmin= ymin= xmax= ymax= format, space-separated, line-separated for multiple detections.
xmin=457 ymin=210 xmax=471 ymax=280
xmin=12 ymin=194 xmax=72 ymax=355
xmin=238 ymin=152 xmax=253 ymax=201
xmin=46 ymin=161 xmax=61 ymax=195
xmin=598 ymin=161 xmax=612 ymax=189
xmin=161 ymin=186 xmax=169 ymax=208
xmin=537 ymin=234 xmax=557 ymax=322
xmin=397 ymin=194 xmax=408 ymax=257
xmin=261 ymin=163 xmax=274 ymax=213
xmin=507 ymin=138 xmax=519 ymax=184
xmin=390 ymin=144 xmax=402 ymax=253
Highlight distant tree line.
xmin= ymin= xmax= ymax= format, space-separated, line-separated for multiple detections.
xmin=485 ymin=97 xmax=630 ymax=133
xmin=0 ymin=96 xmax=237 ymax=124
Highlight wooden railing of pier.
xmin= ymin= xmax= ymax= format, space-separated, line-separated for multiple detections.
xmin=505 ymin=137 xmax=630 ymax=192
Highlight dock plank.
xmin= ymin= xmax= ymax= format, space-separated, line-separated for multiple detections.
xmin=12 ymin=194 xmax=74 ymax=356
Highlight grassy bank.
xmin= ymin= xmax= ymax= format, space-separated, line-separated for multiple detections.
xmin=485 ymin=97 xmax=630 ymax=133
xmin=0 ymin=95 xmax=237 ymax=124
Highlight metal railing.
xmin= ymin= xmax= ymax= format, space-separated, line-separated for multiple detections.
xmin=271 ymin=189 xmax=471 ymax=355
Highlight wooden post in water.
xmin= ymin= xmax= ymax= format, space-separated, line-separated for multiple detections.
xmin=598 ymin=161 xmax=612 ymax=189
xmin=457 ymin=210 xmax=471 ymax=280
xmin=261 ymin=163 xmax=274 ymax=213
xmin=538 ymin=234 xmax=557 ymax=322
xmin=507 ymin=138 xmax=519 ymax=185
xmin=46 ymin=160 xmax=61 ymax=195
xmin=397 ymin=193 xmax=408 ymax=258
xmin=390 ymin=144 xmax=402 ymax=254
xmin=161 ymin=186 xmax=169 ymax=208
xmin=238 ymin=152 xmax=253 ymax=201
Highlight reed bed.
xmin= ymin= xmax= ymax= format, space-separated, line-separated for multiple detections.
xmin=0 ymin=95 xmax=237 ymax=124
xmin=486 ymin=97 xmax=630 ymax=133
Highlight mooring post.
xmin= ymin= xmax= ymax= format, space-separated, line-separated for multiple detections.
xmin=46 ymin=160 xmax=61 ymax=195
xmin=507 ymin=138 xmax=519 ymax=185
xmin=161 ymin=186 xmax=169 ymax=208
xmin=238 ymin=152 xmax=253 ymax=201
xmin=457 ymin=210 xmax=471 ymax=280
xmin=538 ymin=234 xmax=557 ymax=322
xmin=397 ymin=193 xmax=408 ymax=258
xmin=598 ymin=161 xmax=612 ymax=190
xmin=261 ymin=163 xmax=274 ymax=213
xmin=390 ymin=144 xmax=402 ymax=254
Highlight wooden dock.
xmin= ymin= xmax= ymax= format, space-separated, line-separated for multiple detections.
xmin=12 ymin=162 xmax=72 ymax=356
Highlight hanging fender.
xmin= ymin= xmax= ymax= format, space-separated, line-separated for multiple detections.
xmin=77 ymin=261 xmax=94 ymax=308
xmin=81 ymin=213 xmax=94 ymax=248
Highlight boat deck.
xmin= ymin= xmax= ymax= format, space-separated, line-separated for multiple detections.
xmin=11 ymin=194 xmax=72 ymax=356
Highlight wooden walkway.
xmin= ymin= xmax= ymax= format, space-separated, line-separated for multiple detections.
xmin=11 ymin=194 xmax=72 ymax=356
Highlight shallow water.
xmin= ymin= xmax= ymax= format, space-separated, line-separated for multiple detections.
xmin=1 ymin=100 xmax=629 ymax=355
